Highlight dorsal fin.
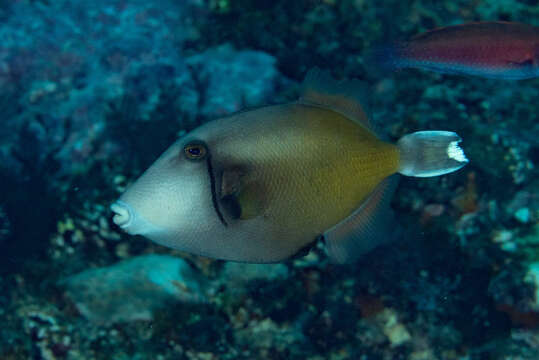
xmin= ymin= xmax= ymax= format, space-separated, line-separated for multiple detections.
xmin=298 ymin=68 xmax=376 ymax=134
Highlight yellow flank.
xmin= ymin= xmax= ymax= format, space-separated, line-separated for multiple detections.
xmin=229 ymin=103 xmax=400 ymax=243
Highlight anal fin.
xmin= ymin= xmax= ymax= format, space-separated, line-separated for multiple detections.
xmin=324 ymin=175 xmax=399 ymax=264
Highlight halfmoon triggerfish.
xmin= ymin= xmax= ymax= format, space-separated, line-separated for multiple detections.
xmin=111 ymin=69 xmax=468 ymax=263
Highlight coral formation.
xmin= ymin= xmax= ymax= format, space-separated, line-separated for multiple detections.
xmin=1 ymin=0 xmax=538 ymax=359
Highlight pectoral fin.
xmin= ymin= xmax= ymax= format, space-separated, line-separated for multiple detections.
xmin=220 ymin=195 xmax=242 ymax=220
xmin=236 ymin=183 xmax=265 ymax=220
xmin=220 ymin=169 xmax=264 ymax=221
xmin=324 ymin=175 xmax=399 ymax=264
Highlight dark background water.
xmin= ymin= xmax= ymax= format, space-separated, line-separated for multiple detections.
xmin=0 ymin=0 xmax=538 ymax=359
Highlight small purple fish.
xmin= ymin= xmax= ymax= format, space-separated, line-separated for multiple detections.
xmin=366 ymin=22 xmax=539 ymax=80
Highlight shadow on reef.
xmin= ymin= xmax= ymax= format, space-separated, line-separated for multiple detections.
xmin=0 ymin=74 xmax=197 ymax=275
xmin=0 ymin=119 xmax=65 ymax=274
xmin=354 ymin=225 xmax=514 ymax=347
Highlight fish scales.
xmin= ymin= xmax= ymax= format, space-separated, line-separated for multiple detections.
xmin=111 ymin=69 xmax=468 ymax=263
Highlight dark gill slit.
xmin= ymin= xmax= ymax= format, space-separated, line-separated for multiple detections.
xmin=207 ymin=156 xmax=228 ymax=227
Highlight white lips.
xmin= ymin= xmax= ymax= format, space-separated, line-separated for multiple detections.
xmin=110 ymin=200 xmax=166 ymax=236
xmin=110 ymin=201 xmax=132 ymax=228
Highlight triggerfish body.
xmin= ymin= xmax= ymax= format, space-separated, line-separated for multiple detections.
xmin=111 ymin=69 xmax=468 ymax=264
xmin=366 ymin=22 xmax=539 ymax=80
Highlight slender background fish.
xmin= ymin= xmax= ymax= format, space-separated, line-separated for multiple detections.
xmin=111 ymin=69 xmax=468 ymax=264
xmin=367 ymin=21 xmax=539 ymax=79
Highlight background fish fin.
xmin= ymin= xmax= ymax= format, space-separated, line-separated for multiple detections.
xmin=323 ymin=175 xmax=399 ymax=264
xmin=298 ymin=68 xmax=377 ymax=134
xmin=507 ymin=58 xmax=533 ymax=67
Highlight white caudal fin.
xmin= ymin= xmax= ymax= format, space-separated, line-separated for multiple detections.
xmin=397 ymin=131 xmax=468 ymax=177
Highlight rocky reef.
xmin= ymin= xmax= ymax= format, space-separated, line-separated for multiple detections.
xmin=1 ymin=0 xmax=538 ymax=359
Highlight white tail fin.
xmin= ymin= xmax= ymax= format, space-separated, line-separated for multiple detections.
xmin=397 ymin=131 xmax=468 ymax=177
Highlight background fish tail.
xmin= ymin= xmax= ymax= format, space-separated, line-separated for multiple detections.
xmin=363 ymin=43 xmax=407 ymax=75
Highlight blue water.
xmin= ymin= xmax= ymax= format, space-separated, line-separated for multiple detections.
xmin=0 ymin=1 xmax=538 ymax=359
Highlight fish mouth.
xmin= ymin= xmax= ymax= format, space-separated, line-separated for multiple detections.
xmin=110 ymin=201 xmax=133 ymax=229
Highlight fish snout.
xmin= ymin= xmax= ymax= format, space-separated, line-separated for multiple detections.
xmin=110 ymin=200 xmax=166 ymax=237
xmin=111 ymin=201 xmax=133 ymax=229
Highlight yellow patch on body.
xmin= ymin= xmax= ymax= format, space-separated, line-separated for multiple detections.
xmin=217 ymin=103 xmax=400 ymax=245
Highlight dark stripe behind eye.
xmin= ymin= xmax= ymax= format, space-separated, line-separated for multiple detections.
xmin=206 ymin=156 xmax=228 ymax=227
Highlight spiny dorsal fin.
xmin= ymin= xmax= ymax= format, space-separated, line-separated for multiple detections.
xmin=298 ymin=68 xmax=376 ymax=134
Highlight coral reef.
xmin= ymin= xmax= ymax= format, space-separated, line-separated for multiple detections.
xmin=1 ymin=0 xmax=538 ymax=359
xmin=60 ymin=255 xmax=208 ymax=325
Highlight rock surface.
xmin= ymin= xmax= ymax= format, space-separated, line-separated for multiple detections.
xmin=61 ymin=255 xmax=207 ymax=324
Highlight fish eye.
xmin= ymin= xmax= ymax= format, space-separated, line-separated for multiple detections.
xmin=184 ymin=142 xmax=208 ymax=161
